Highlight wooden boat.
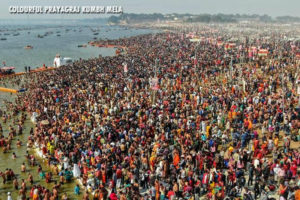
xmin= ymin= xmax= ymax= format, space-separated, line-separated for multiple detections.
xmin=78 ymin=44 xmax=87 ymax=48
xmin=24 ymin=45 xmax=33 ymax=49
xmin=0 ymin=66 xmax=15 ymax=76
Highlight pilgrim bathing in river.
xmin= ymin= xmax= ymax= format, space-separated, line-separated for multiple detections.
xmin=0 ymin=23 xmax=299 ymax=200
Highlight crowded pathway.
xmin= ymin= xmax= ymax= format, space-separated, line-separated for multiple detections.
xmin=0 ymin=24 xmax=300 ymax=200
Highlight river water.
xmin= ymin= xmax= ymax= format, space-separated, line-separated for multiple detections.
xmin=0 ymin=74 xmax=84 ymax=200
xmin=0 ymin=20 xmax=156 ymax=72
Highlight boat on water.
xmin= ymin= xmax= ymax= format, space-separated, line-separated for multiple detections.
xmin=0 ymin=66 xmax=15 ymax=76
xmin=0 ymin=38 xmax=7 ymax=41
xmin=57 ymin=34 xmax=61 ymax=37
xmin=78 ymin=44 xmax=87 ymax=48
xmin=13 ymin=33 xmax=20 ymax=36
xmin=93 ymin=33 xmax=99 ymax=35
xmin=89 ymin=41 xmax=95 ymax=46
xmin=37 ymin=34 xmax=44 ymax=38
xmin=24 ymin=45 xmax=33 ymax=49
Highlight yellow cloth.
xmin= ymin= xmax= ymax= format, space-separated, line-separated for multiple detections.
xmin=274 ymin=138 xmax=279 ymax=147
xmin=228 ymin=146 xmax=234 ymax=153
xmin=206 ymin=126 xmax=211 ymax=137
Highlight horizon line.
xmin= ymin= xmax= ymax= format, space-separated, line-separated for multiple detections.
xmin=0 ymin=12 xmax=300 ymax=21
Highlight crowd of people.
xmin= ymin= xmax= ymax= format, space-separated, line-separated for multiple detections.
xmin=0 ymin=24 xmax=300 ymax=200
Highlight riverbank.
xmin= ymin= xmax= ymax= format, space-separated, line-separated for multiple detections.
xmin=0 ymin=77 xmax=86 ymax=199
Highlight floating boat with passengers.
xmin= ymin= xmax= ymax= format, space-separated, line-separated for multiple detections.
xmin=0 ymin=66 xmax=15 ymax=76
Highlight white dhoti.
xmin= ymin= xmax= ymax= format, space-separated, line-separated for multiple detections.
xmin=73 ymin=164 xmax=81 ymax=178
xmin=63 ymin=157 xmax=69 ymax=170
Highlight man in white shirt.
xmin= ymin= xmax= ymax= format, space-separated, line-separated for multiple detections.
xmin=254 ymin=158 xmax=260 ymax=169
xmin=273 ymin=164 xmax=280 ymax=183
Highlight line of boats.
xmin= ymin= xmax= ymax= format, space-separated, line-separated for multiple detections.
xmin=0 ymin=32 xmax=20 ymax=36
xmin=0 ymin=26 xmax=132 ymax=46
xmin=0 ymin=32 xmax=21 ymax=40
xmin=0 ymin=26 xmax=115 ymax=41
xmin=0 ymin=25 xmax=133 ymax=40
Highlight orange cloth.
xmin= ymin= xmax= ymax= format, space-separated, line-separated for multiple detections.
xmin=248 ymin=121 xmax=253 ymax=130
xmin=173 ymin=154 xmax=180 ymax=169
xmin=228 ymin=111 xmax=232 ymax=120
xmin=274 ymin=138 xmax=279 ymax=147
xmin=232 ymin=111 xmax=237 ymax=119
xmin=295 ymin=189 xmax=300 ymax=200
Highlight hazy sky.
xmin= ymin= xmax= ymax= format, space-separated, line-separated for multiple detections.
xmin=0 ymin=0 xmax=299 ymax=19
